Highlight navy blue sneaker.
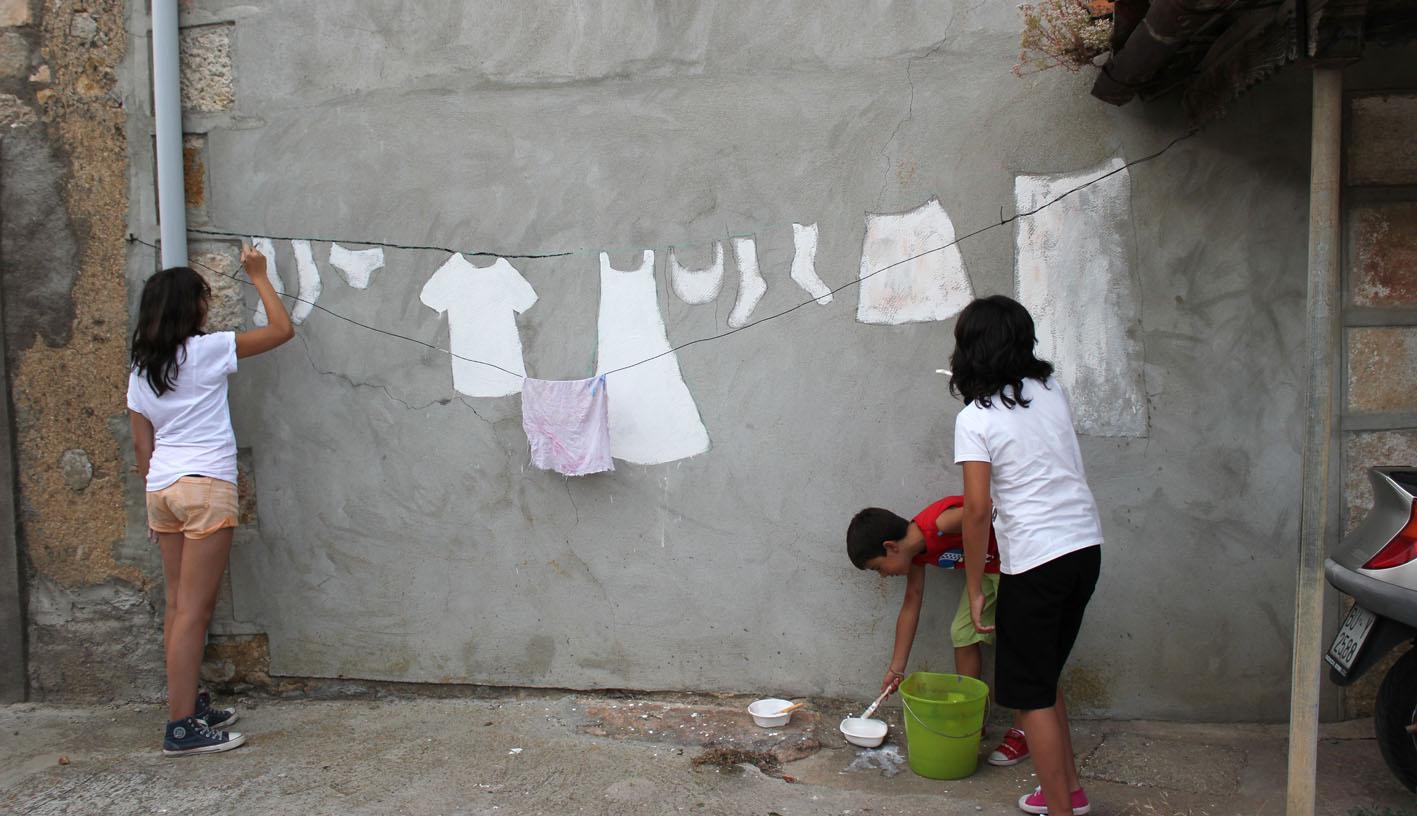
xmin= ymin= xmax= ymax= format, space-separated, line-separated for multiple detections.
xmin=162 ymin=716 xmax=246 ymax=757
xmin=195 ymin=690 xmax=238 ymax=729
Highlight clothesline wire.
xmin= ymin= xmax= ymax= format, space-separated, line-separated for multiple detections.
xmin=128 ymin=235 xmax=526 ymax=379
xmin=131 ymin=128 xmax=1196 ymax=381
xmin=189 ymin=227 xmax=574 ymax=260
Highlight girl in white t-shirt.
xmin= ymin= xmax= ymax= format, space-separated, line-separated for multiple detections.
xmin=950 ymin=295 xmax=1103 ymax=816
xmin=127 ymin=246 xmax=294 ymax=756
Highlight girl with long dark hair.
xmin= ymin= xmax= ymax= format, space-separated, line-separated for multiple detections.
xmin=950 ymin=295 xmax=1104 ymax=816
xmin=128 ymin=245 xmax=294 ymax=756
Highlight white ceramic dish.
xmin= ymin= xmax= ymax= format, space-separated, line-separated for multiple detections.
xmin=748 ymin=698 xmax=795 ymax=728
xmin=839 ymin=716 xmax=888 ymax=748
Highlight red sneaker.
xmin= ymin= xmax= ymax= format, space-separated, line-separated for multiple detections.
xmin=987 ymin=727 xmax=1030 ymax=766
xmin=1018 ymin=786 xmax=1090 ymax=815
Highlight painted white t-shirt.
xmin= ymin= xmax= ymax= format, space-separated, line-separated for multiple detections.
xmin=420 ymin=254 xmax=537 ymax=398
xmin=126 ymin=332 xmax=239 ymax=492
xmin=953 ymin=376 xmax=1103 ymax=575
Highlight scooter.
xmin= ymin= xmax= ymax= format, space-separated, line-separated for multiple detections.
xmin=1324 ymin=466 xmax=1417 ymax=791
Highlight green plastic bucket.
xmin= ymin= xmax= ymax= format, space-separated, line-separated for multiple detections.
xmin=899 ymin=671 xmax=989 ymax=780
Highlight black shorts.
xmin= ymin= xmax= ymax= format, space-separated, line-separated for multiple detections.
xmin=994 ymin=545 xmax=1100 ymax=711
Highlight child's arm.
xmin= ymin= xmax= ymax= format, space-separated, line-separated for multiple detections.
xmin=882 ymin=563 xmax=926 ymax=693
xmin=130 ymin=411 xmax=154 ymax=479
xmin=961 ymin=461 xmax=995 ymax=633
xmin=235 ymin=245 xmax=296 ymax=359
xmin=934 ymin=505 xmax=963 ymax=536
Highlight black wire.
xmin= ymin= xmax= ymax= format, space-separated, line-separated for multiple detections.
xmin=138 ymin=128 xmax=1197 ymax=381
xmin=188 ymin=228 xmax=573 ymax=260
xmin=129 ymin=236 xmax=524 ymax=379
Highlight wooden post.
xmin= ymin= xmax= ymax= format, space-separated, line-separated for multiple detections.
xmin=1286 ymin=65 xmax=1343 ymax=816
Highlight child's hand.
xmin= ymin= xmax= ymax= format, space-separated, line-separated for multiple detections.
xmin=880 ymin=668 xmax=904 ymax=695
xmin=970 ymin=591 xmax=996 ymax=634
xmin=240 ymin=244 xmax=268 ymax=280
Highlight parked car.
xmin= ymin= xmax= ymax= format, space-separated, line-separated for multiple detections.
xmin=1325 ymin=466 xmax=1417 ymax=791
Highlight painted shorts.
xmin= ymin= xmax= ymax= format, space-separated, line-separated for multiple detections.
xmin=146 ymin=476 xmax=238 ymax=540
xmin=950 ymin=572 xmax=1000 ymax=648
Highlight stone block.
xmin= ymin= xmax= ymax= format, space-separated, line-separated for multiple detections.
xmin=236 ymin=448 xmax=257 ymax=525
xmin=202 ymin=634 xmax=272 ymax=691
xmin=68 ymin=13 xmax=96 ymax=43
xmin=183 ymin=133 xmax=207 ymax=213
xmin=59 ymin=448 xmax=92 ymax=492
xmin=1343 ymin=430 xmax=1417 ymax=532
xmin=1346 ymin=327 xmax=1417 ymax=413
xmin=1350 ymin=202 xmax=1417 ymax=307
xmin=0 ymin=30 xmax=28 ymax=77
xmin=179 ymin=24 xmax=234 ymax=113
xmin=189 ymin=243 xmax=246 ymax=332
xmin=27 ymin=577 xmax=165 ymax=702
xmin=0 ymin=92 xmax=35 ymax=128
xmin=0 ymin=0 xmax=30 ymax=27
xmin=1349 ymin=95 xmax=1417 ymax=185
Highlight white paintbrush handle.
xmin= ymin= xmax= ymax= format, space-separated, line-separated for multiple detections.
xmin=861 ymin=687 xmax=892 ymax=719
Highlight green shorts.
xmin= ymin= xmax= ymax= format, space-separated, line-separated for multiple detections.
xmin=951 ymin=572 xmax=1000 ymax=648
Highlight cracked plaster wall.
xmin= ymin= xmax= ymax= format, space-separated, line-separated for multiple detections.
xmin=100 ymin=1 xmax=1417 ymax=720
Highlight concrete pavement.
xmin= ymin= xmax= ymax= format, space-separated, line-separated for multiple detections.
xmin=2 ymin=691 xmax=1412 ymax=815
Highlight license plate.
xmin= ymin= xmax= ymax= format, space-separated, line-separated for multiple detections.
xmin=1326 ymin=604 xmax=1378 ymax=676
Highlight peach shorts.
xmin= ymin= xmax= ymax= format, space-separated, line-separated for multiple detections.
xmin=146 ymin=476 xmax=238 ymax=540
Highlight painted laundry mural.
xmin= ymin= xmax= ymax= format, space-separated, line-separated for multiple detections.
xmin=857 ymin=197 xmax=973 ymax=325
xmin=249 ymin=168 xmax=1147 ymax=453
xmin=596 ymin=251 xmax=712 ymax=465
xmin=419 ymin=254 xmax=538 ymax=398
xmin=1014 ymin=158 xmax=1148 ymax=437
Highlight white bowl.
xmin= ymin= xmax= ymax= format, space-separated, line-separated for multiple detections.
xmin=839 ymin=716 xmax=888 ymax=748
xmin=747 ymin=698 xmax=795 ymax=728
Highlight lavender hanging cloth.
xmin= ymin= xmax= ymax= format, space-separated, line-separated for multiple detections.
xmin=520 ymin=375 xmax=614 ymax=476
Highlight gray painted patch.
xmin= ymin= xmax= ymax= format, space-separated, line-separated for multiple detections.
xmin=1 ymin=131 xmax=79 ymax=352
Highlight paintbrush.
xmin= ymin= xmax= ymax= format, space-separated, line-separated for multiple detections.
xmin=860 ymin=687 xmax=893 ymax=720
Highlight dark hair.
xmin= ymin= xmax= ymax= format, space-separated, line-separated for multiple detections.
xmin=949 ymin=295 xmax=1054 ymax=409
xmin=130 ymin=267 xmax=210 ymax=397
xmin=846 ymin=508 xmax=909 ymax=570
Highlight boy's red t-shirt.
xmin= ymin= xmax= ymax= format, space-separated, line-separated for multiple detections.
xmin=911 ymin=496 xmax=1001 ymax=573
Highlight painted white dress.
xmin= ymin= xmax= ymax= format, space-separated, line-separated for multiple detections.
xmin=856 ymin=197 xmax=973 ymax=325
xmin=420 ymin=254 xmax=537 ymax=398
xmin=595 ymin=251 xmax=711 ymax=464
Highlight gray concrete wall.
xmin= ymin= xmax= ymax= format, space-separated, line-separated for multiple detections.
xmin=124 ymin=1 xmax=1416 ymax=719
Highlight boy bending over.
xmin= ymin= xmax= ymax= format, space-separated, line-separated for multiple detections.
xmin=847 ymin=497 xmax=1029 ymax=767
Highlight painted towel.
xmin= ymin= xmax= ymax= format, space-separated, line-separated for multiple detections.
xmin=521 ymin=376 xmax=614 ymax=477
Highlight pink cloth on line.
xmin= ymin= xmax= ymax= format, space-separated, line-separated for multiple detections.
xmin=521 ymin=376 xmax=614 ymax=477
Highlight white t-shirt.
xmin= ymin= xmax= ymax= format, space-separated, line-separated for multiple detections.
xmin=126 ymin=332 xmax=239 ymax=492
xmin=953 ymin=376 xmax=1103 ymax=574
xmin=419 ymin=254 xmax=538 ymax=398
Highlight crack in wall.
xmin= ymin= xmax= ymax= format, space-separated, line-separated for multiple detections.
xmin=875 ymin=36 xmax=952 ymax=208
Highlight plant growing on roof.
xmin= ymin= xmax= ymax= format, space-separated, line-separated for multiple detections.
xmin=1014 ymin=0 xmax=1115 ymax=75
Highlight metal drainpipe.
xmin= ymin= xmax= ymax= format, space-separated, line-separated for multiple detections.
xmin=151 ymin=0 xmax=187 ymax=268
xmin=1285 ymin=65 xmax=1343 ymax=816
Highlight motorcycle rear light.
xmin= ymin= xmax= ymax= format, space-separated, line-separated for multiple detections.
xmin=1363 ymin=499 xmax=1417 ymax=570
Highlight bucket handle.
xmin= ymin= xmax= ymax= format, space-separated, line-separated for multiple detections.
xmin=899 ymin=696 xmax=985 ymax=740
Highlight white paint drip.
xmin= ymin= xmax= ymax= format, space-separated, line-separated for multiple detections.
xmin=668 ymin=242 xmax=725 ymax=305
xmin=329 ymin=243 xmax=385 ymax=290
xmin=789 ymin=222 xmax=832 ymax=305
xmin=290 ymin=240 xmax=323 ymax=325
xmin=728 ymin=237 xmax=767 ymax=329
xmin=1015 ymin=157 xmax=1148 ymax=437
xmin=856 ymin=197 xmax=973 ymax=325
xmin=250 ymin=236 xmax=285 ymax=327
xmin=420 ymin=254 xmax=537 ymax=398
xmin=595 ymin=250 xmax=710 ymax=464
